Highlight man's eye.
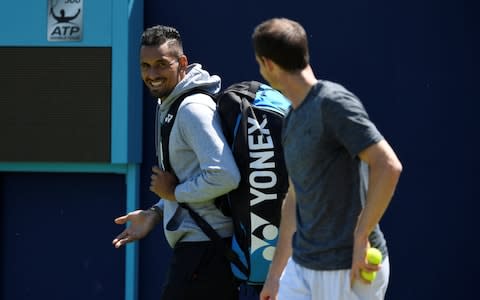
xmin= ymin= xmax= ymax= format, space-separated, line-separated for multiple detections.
xmin=156 ymin=62 xmax=169 ymax=69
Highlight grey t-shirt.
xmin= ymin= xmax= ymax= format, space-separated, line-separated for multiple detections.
xmin=283 ymin=80 xmax=387 ymax=270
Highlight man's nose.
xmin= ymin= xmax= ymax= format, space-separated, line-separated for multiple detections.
xmin=146 ymin=66 xmax=158 ymax=79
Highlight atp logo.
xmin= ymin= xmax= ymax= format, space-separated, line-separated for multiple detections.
xmin=48 ymin=0 xmax=83 ymax=41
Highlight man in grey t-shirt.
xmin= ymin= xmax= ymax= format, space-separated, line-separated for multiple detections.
xmin=252 ymin=18 xmax=403 ymax=300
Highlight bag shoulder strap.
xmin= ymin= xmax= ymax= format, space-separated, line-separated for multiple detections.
xmin=178 ymin=202 xmax=249 ymax=277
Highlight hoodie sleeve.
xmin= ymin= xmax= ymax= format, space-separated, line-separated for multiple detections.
xmin=172 ymin=97 xmax=240 ymax=203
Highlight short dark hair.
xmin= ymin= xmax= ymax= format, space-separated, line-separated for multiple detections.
xmin=252 ymin=18 xmax=309 ymax=71
xmin=141 ymin=25 xmax=184 ymax=56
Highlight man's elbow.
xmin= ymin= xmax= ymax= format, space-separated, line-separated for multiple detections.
xmin=228 ymin=168 xmax=241 ymax=190
xmin=219 ymin=167 xmax=240 ymax=192
xmin=387 ymin=155 xmax=403 ymax=182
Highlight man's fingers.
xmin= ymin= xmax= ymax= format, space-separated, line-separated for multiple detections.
xmin=113 ymin=229 xmax=138 ymax=248
xmin=112 ymin=231 xmax=128 ymax=246
xmin=113 ymin=237 xmax=130 ymax=248
xmin=114 ymin=215 xmax=128 ymax=224
xmin=363 ymin=263 xmax=380 ymax=272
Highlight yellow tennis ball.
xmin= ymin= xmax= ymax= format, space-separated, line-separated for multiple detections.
xmin=360 ymin=247 xmax=382 ymax=282
xmin=360 ymin=269 xmax=377 ymax=281
xmin=366 ymin=247 xmax=382 ymax=264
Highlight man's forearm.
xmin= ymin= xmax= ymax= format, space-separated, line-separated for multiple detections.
xmin=356 ymin=140 xmax=402 ymax=241
xmin=267 ymin=187 xmax=296 ymax=279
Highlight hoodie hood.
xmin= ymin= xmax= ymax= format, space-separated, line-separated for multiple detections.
xmin=158 ymin=63 xmax=221 ymax=110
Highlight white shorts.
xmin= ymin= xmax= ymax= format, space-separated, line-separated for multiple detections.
xmin=278 ymin=256 xmax=390 ymax=300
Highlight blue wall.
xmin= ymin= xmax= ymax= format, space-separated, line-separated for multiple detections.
xmin=1 ymin=0 xmax=478 ymax=299
xmin=1 ymin=172 xmax=125 ymax=299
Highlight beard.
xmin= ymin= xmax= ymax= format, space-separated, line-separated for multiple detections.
xmin=148 ymin=85 xmax=174 ymax=99
xmin=144 ymin=70 xmax=182 ymax=100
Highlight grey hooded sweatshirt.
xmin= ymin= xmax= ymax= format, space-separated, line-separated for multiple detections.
xmin=154 ymin=63 xmax=240 ymax=247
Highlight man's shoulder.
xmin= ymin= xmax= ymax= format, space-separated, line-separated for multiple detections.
xmin=318 ymin=80 xmax=355 ymax=100
xmin=316 ymin=80 xmax=364 ymax=112
xmin=179 ymin=91 xmax=216 ymax=111
xmin=174 ymin=92 xmax=216 ymax=126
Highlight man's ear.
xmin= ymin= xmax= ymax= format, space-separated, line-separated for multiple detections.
xmin=262 ymin=57 xmax=277 ymax=72
xmin=178 ymin=55 xmax=188 ymax=71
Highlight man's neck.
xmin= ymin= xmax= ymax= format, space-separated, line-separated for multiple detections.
xmin=280 ymin=66 xmax=317 ymax=109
